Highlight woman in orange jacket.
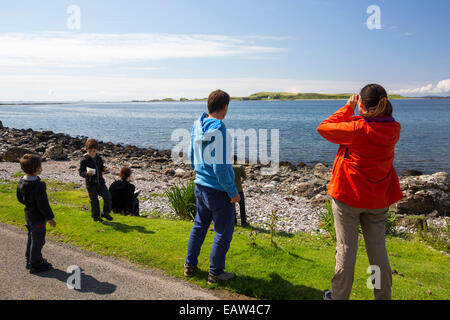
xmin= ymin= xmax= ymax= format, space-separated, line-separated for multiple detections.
xmin=317 ymin=84 xmax=403 ymax=300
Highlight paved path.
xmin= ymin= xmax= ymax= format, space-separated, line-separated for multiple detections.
xmin=0 ymin=223 xmax=238 ymax=300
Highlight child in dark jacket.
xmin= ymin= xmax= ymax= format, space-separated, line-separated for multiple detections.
xmin=16 ymin=154 xmax=56 ymax=274
xmin=109 ymin=167 xmax=140 ymax=216
xmin=79 ymin=138 xmax=113 ymax=222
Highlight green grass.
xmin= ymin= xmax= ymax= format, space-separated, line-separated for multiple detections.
xmin=1 ymin=179 xmax=448 ymax=300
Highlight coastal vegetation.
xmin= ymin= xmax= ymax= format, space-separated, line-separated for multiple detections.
xmin=133 ymin=92 xmax=409 ymax=102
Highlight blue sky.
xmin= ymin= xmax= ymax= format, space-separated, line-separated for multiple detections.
xmin=0 ymin=0 xmax=449 ymax=100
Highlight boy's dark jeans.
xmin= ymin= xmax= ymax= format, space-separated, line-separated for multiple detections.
xmin=87 ymin=182 xmax=112 ymax=219
xmin=25 ymin=224 xmax=46 ymax=266
xmin=185 ymin=184 xmax=236 ymax=276
xmin=235 ymin=191 xmax=247 ymax=225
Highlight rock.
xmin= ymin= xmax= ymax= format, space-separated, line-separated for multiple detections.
xmin=310 ymin=192 xmax=331 ymax=208
xmin=395 ymin=172 xmax=450 ymax=216
xmin=312 ymin=163 xmax=331 ymax=181
xmin=426 ymin=210 xmax=440 ymax=218
xmin=152 ymin=157 xmax=169 ymax=163
xmin=288 ymin=179 xmax=327 ymax=199
xmin=174 ymin=168 xmax=186 ymax=177
xmin=131 ymin=162 xmax=142 ymax=169
xmin=2 ymin=147 xmax=34 ymax=162
xmin=43 ymin=145 xmax=68 ymax=160
xmin=0 ymin=121 xmax=3 ymax=129
xmin=279 ymin=161 xmax=293 ymax=168
xmin=402 ymin=169 xmax=423 ymax=177
xmin=163 ymin=168 xmax=175 ymax=176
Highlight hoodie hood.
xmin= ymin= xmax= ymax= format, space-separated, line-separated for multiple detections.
xmin=194 ymin=112 xmax=223 ymax=141
xmin=362 ymin=119 xmax=401 ymax=146
xmin=192 ymin=112 xmax=224 ymax=142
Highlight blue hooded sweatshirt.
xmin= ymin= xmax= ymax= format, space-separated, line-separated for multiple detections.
xmin=190 ymin=112 xmax=238 ymax=199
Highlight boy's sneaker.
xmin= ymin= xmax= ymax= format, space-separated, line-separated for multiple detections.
xmin=93 ymin=217 xmax=104 ymax=223
xmin=41 ymin=259 xmax=52 ymax=268
xmin=208 ymin=271 xmax=236 ymax=284
xmin=184 ymin=264 xmax=198 ymax=277
xmin=29 ymin=262 xmax=53 ymax=274
xmin=323 ymin=289 xmax=334 ymax=300
xmin=27 ymin=259 xmax=51 ymax=270
xmin=102 ymin=213 xmax=113 ymax=221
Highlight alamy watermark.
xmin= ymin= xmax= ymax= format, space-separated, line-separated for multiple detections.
xmin=171 ymin=128 xmax=280 ymax=175
xmin=66 ymin=265 xmax=81 ymax=290
xmin=366 ymin=265 xmax=381 ymax=290
xmin=366 ymin=5 xmax=381 ymax=30
xmin=67 ymin=4 xmax=81 ymax=30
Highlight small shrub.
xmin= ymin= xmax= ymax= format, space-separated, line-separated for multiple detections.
xmin=318 ymin=200 xmax=336 ymax=240
xmin=165 ymin=181 xmax=197 ymax=221
xmin=385 ymin=211 xmax=398 ymax=236
xmin=268 ymin=209 xmax=279 ymax=248
xmin=247 ymin=231 xmax=257 ymax=247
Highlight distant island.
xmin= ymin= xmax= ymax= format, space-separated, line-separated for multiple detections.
xmin=133 ymin=91 xmax=410 ymax=102
xmin=2 ymin=92 xmax=449 ymax=105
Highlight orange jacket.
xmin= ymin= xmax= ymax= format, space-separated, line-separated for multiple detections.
xmin=317 ymin=104 xmax=403 ymax=209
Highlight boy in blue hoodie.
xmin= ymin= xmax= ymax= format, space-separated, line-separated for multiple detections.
xmin=184 ymin=89 xmax=240 ymax=284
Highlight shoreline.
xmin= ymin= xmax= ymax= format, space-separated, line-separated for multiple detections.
xmin=1 ymin=124 xmax=449 ymax=235
xmin=1 ymin=97 xmax=444 ymax=106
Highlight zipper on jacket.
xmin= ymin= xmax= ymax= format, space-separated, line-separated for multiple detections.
xmin=344 ymin=147 xmax=349 ymax=159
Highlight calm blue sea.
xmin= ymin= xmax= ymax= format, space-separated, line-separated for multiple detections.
xmin=1 ymin=99 xmax=449 ymax=174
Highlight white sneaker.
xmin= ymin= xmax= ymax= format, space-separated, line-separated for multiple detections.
xmin=323 ymin=289 xmax=334 ymax=300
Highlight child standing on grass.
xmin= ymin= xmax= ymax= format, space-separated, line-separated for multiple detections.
xmin=232 ymin=155 xmax=248 ymax=227
xmin=79 ymin=138 xmax=113 ymax=223
xmin=184 ymin=89 xmax=240 ymax=284
xmin=16 ymin=154 xmax=56 ymax=274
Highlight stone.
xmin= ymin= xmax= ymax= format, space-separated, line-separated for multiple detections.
xmin=174 ymin=168 xmax=186 ymax=177
xmin=163 ymin=168 xmax=175 ymax=176
xmin=312 ymin=163 xmax=331 ymax=181
xmin=2 ymin=147 xmax=33 ymax=162
xmin=287 ymin=179 xmax=327 ymax=199
xmin=310 ymin=193 xmax=331 ymax=208
xmin=402 ymin=169 xmax=423 ymax=177
xmin=394 ymin=172 xmax=450 ymax=216
xmin=43 ymin=145 xmax=68 ymax=160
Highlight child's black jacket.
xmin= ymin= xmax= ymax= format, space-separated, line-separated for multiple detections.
xmin=16 ymin=177 xmax=54 ymax=225
xmin=79 ymin=153 xmax=106 ymax=186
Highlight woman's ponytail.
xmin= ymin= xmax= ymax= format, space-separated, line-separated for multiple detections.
xmin=360 ymin=84 xmax=393 ymax=118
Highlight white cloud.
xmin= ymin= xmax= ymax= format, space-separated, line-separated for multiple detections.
xmin=0 ymin=74 xmax=363 ymax=101
xmin=0 ymin=32 xmax=283 ymax=68
xmin=392 ymin=79 xmax=450 ymax=96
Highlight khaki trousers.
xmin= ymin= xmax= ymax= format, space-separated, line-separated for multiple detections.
xmin=331 ymin=198 xmax=392 ymax=300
